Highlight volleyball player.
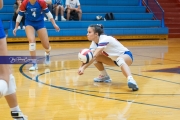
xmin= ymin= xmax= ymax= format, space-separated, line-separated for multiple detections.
xmin=13 ymin=0 xmax=60 ymax=71
xmin=78 ymin=24 xmax=139 ymax=91
xmin=0 ymin=0 xmax=27 ymax=119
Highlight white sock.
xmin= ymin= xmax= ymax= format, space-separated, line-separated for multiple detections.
xmin=100 ymin=70 xmax=108 ymax=76
xmin=55 ymin=16 xmax=58 ymax=19
xmin=127 ymin=76 xmax=133 ymax=80
xmin=61 ymin=16 xmax=64 ymax=18
xmin=10 ymin=105 xmax=21 ymax=111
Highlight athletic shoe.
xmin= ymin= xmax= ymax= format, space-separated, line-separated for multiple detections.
xmin=22 ymin=26 xmax=25 ymax=30
xmin=44 ymin=17 xmax=47 ymax=21
xmin=29 ymin=63 xmax=38 ymax=71
xmin=45 ymin=52 xmax=50 ymax=66
xmin=61 ymin=17 xmax=66 ymax=21
xmin=17 ymin=26 xmax=21 ymax=29
xmin=55 ymin=17 xmax=58 ymax=21
xmin=11 ymin=111 xmax=28 ymax=120
xmin=94 ymin=75 xmax=112 ymax=83
xmin=127 ymin=78 xmax=139 ymax=91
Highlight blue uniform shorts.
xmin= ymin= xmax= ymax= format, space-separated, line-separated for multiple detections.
xmin=0 ymin=19 xmax=6 ymax=39
xmin=25 ymin=19 xmax=45 ymax=31
xmin=114 ymin=51 xmax=134 ymax=66
xmin=124 ymin=51 xmax=133 ymax=61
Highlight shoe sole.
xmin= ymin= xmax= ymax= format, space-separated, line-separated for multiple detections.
xmin=128 ymin=82 xmax=139 ymax=91
xmin=29 ymin=68 xmax=38 ymax=71
xmin=94 ymin=79 xmax=112 ymax=83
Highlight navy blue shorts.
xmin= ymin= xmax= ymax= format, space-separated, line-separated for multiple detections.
xmin=25 ymin=19 xmax=45 ymax=31
xmin=0 ymin=19 xmax=6 ymax=39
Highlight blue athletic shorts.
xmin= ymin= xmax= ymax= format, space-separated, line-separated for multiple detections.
xmin=25 ymin=19 xmax=45 ymax=31
xmin=114 ymin=51 xmax=134 ymax=66
xmin=124 ymin=51 xmax=133 ymax=61
xmin=0 ymin=19 xmax=6 ymax=39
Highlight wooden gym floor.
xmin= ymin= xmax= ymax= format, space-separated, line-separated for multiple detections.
xmin=0 ymin=38 xmax=180 ymax=120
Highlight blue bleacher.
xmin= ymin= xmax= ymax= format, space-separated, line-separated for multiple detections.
xmin=1 ymin=0 xmax=168 ymax=39
xmin=80 ymin=0 xmax=139 ymax=6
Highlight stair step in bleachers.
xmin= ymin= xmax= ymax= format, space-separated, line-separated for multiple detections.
xmin=43 ymin=21 xmax=162 ymax=29
xmin=80 ymin=0 xmax=139 ymax=6
xmin=1 ymin=0 xmax=168 ymax=42
xmin=0 ymin=5 xmax=14 ymax=13
xmin=0 ymin=13 xmax=154 ymax=21
xmin=81 ymin=6 xmax=146 ymax=13
xmin=8 ymin=27 xmax=168 ymax=37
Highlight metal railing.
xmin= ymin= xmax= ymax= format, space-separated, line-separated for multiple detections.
xmin=140 ymin=0 xmax=165 ymax=27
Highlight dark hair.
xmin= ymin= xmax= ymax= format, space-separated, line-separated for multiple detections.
xmin=89 ymin=24 xmax=104 ymax=36
xmin=14 ymin=0 xmax=23 ymax=5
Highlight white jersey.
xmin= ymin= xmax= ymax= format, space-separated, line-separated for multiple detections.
xmin=90 ymin=35 xmax=129 ymax=60
xmin=66 ymin=0 xmax=80 ymax=8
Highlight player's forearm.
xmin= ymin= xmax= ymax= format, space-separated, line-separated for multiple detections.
xmin=50 ymin=18 xmax=57 ymax=26
xmin=14 ymin=22 xmax=20 ymax=29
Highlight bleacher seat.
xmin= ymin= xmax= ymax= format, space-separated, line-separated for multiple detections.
xmin=0 ymin=0 xmax=168 ymax=41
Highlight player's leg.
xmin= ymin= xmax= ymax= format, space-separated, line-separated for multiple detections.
xmin=5 ymin=73 xmax=27 ymax=120
xmin=93 ymin=55 xmax=116 ymax=82
xmin=25 ymin=25 xmax=37 ymax=71
xmin=115 ymin=51 xmax=138 ymax=91
xmin=37 ymin=28 xmax=51 ymax=66
xmin=0 ymin=22 xmax=9 ymax=97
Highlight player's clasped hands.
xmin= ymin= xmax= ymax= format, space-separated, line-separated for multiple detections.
xmin=78 ymin=66 xmax=85 ymax=75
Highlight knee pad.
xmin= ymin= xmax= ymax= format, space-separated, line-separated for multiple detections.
xmin=46 ymin=46 xmax=51 ymax=53
xmin=0 ymin=80 xmax=8 ymax=98
xmin=5 ymin=74 xmax=16 ymax=96
xmin=116 ymin=57 xmax=125 ymax=67
xmin=29 ymin=43 xmax=36 ymax=51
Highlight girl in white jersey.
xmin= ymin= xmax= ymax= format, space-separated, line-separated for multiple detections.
xmin=78 ymin=24 xmax=138 ymax=91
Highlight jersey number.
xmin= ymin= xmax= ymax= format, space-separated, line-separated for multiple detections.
xmin=32 ymin=12 xmax=36 ymax=17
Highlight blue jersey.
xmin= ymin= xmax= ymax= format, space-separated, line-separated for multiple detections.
xmin=19 ymin=0 xmax=49 ymax=21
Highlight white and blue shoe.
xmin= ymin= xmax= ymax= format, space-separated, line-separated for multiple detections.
xmin=94 ymin=75 xmax=112 ymax=83
xmin=29 ymin=63 xmax=38 ymax=71
xmin=45 ymin=52 xmax=50 ymax=66
xmin=11 ymin=111 xmax=28 ymax=120
xmin=127 ymin=77 xmax=139 ymax=91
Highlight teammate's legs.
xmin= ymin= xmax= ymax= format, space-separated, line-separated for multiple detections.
xmin=37 ymin=28 xmax=51 ymax=65
xmin=0 ymin=36 xmax=9 ymax=97
xmin=25 ymin=25 xmax=37 ymax=71
xmin=5 ymin=72 xmax=27 ymax=120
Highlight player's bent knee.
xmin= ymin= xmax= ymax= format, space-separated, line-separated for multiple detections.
xmin=116 ymin=57 xmax=125 ymax=67
xmin=0 ymin=80 xmax=8 ymax=98
xmin=5 ymin=74 xmax=16 ymax=96
xmin=29 ymin=43 xmax=36 ymax=51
